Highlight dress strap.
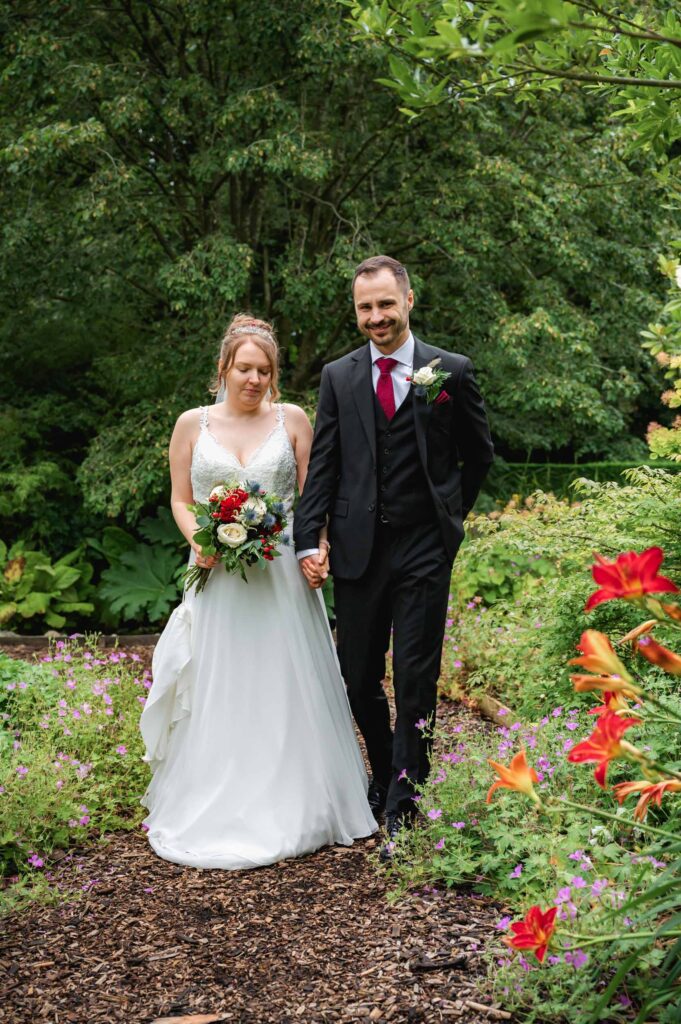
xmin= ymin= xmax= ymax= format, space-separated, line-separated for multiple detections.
xmin=199 ymin=406 xmax=209 ymax=430
xmin=276 ymin=403 xmax=285 ymax=425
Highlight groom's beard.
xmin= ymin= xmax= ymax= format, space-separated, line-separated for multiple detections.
xmin=360 ymin=312 xmax=409 ymax=350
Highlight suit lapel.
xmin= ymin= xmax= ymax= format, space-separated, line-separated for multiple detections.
xmin=350 ymin=344 xmax=377 ymax=465
xmin=411 ymin=336 xmax=432 ymax=471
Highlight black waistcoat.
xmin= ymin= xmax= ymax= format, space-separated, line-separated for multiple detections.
xmin=374 ymin=389 xmax=437 ymax=526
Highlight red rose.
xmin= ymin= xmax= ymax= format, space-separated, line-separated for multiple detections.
xmin=272 ymin=522 xmax=282 ymax=534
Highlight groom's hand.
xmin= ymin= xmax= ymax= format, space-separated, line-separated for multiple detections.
xmin=300 ymin=552 xmax=329 ymax=589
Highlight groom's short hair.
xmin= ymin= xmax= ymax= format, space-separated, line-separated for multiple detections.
xmin=352 ymin=255 xmax=410 ymax=296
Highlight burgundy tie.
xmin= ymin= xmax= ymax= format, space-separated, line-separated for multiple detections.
xmin=375 ymin=357 xmax=398 ymax=421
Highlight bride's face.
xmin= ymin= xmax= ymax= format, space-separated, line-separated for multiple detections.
xmin=224 ymin=339 xmax=273 ymax=408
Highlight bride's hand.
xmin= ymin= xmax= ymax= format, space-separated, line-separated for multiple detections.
xmin=193 ymin=545 xmax=220 ymax=570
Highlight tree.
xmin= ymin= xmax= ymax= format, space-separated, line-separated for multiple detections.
xmin=0 ymin=1 xmax=672 ymax=544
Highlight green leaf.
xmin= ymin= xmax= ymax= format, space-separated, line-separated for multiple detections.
xmin=98 ymin=543 xmax=183 ymax=623
xmin=15 ymin=592 xmax=51 ymax=617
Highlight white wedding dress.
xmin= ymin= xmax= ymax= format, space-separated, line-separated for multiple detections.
xmin=140 ymin=404 xmax=377 ymax=869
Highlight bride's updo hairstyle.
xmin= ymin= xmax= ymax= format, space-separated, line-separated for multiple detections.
xmin=211 ymin=313 xmax=281 ymax=401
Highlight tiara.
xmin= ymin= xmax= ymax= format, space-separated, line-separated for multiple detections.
xmin=231 ymin=325 xmax=272 ymax=340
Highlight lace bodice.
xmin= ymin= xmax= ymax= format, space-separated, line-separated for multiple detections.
xmin=191 ymin=404 xmax=297 ymax=513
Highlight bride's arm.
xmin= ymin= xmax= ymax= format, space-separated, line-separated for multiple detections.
xmin=285 ymin=405 xmax=329 ymax=582
xmin=169 ymin=410 xmax=219 ymax=565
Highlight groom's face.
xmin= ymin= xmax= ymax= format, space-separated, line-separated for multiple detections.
xmin=353 ymin=269 xmax=414 ymax=353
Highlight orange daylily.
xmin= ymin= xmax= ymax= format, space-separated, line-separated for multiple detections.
xmin=637 ymin=636 xmax=681 ymax=676
xmin=585 ymin=547 xmax=678 ymax=612
xmin=619 ymin=620 xmax=658 ymax=645
xmin=486 ymin=749 xmax=540 ymax=805
xmin=613 ymin=779 xmax=681 ymax=822
xmin=567 ymin=711 xmax=642 ymax=788
xmin=504 ymin=905 xmax=558 ymax=963
xmin=568 ymin=630 xmax=640 ymax=698
xmin=661 ymin=602 xmax=681 ymax=623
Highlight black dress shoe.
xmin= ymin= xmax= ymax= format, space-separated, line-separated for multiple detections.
xmin=367 ymin=778 xmax=388 ymax=817
xmin=379 ymin=812 xmax=407 ymax=863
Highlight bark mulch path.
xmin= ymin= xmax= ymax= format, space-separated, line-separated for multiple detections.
xmin=1 ymin=643 xmax=509 ymax=1024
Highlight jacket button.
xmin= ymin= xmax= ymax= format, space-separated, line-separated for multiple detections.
xmin=368 ymin=503 xmax=375 ymax=512
xmin=384 ymin=448 xmax=390 ymax=454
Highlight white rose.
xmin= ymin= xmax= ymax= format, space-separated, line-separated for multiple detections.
xmin=676 ymin=265 xmax=681 ymax=289
xmin=412 ymin=366 xmax=437 ymax=387
xmin=209 ymin=485 xmax=229 ymax=502
xmin=237 ymin=496 xmax=267 ymax=524
xmin=216 ymin=522 xmax=248 ymax=548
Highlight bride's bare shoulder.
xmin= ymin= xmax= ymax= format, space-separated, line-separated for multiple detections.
xmin=282 ymin=403 xmax=312 ymax=431
xmin=173 ymin=407 xmax=205 ymax=436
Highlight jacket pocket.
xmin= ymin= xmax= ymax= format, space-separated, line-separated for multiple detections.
xmin=333 ymin=497 xmax=349 ymax=518
xmin=443 ymin=491 xmax=461 ymax=516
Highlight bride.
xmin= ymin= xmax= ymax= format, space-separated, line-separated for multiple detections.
xmin=140 ymin=314 xmax=377 ymax=869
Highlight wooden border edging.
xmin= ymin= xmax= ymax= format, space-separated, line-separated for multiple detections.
xmin=0 ymin=633 xmax=160 ymax=648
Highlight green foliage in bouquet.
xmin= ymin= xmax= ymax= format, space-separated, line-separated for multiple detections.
xmin=0 ymin=541 xmax=94 ymax=633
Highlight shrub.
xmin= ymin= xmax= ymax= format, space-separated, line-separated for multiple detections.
xmin=0 ymin=641 xmax=150 ymax=908
xmin=0 ymin=541 xmax=94 ymax=633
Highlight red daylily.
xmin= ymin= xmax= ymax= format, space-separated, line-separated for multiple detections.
xmin=585 ymin=547 xmax=678 ymax=612
xmin=569 ymin=630 xmax=640 ymax=698
xmin=613 ymin=779 xmax=681 ymax=822
xmin=504 ymin=905 xmax=558 ymax=963
xmin=567 ymin=711 xmax=641 ymax=788
xmin=486 ymin=750 xmax=540 ymax=805
xmin=637 ymin=636 xmax=681 ymax=676
xmin=587 ymin=690 xmax=633 ymax=717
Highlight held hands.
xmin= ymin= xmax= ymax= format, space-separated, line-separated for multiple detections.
xmin=300 ymin=542 xmax=330 ymax=589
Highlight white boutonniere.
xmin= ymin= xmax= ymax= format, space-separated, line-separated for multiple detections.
xmin=406 ymin=358 xmax=451 ymax=404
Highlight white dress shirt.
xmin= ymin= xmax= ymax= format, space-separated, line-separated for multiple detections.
xmin=298 ymin=331 xmax=415 ymax=559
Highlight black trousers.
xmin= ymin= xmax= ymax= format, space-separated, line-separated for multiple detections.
xmin=334 ymin=523 xmax=452 ymax=817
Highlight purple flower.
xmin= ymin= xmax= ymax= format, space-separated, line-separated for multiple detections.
xmin=428 ymin=808 xmax=442 ymax=820
xmin=16 ymin=765 xmax=28 ymax=778
xmin=555 ymin=887 xmax=572 ymax=904
xmin=509 ymin=863 xmax=523 ymax=879
xmin=450 ymin=821 xmax=465 ymax=829
xmin=496 ymin=916 xmax=512 ymax=930
xmin=552 ymin=707 xmax=563 ymax=718
xmin=434 ymin=838 xmax=445 ymax=850
xmin=547 ymin=955 xmax=561 ymax=966
xmin=415 ymin=718 xmax=428 ymax=730
xmin=565 ymin=949 xmax=588 ymax=969
xmin=591 ymin=878 xmax=608 ymax=896
xmin=398 ymin=768 xmax=408 ymax=781
xmin=571 ymin=875 xmax=587 ymax=889
xmin=569 ymin=850 xmax=584 ymax=862
xmin=115 ymin=745 xmax=127 ymax=756
xmin=28 ymin=853 xmax=44 ymax=869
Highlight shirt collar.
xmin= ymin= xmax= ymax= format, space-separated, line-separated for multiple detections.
xmin=370 ymin=331 xmax=414 ymax=367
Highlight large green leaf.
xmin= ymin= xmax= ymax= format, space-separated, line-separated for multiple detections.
xmin=138 ymin=506 xmax=184 ymax=548
xmin=15 ymin=591 xmax=51 ymax=617
xmin=98 ymin=542 xmax=183 ymax=623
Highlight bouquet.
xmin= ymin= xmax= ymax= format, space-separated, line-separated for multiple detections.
xmin=184 ymin=480 xmax=288 ymax=592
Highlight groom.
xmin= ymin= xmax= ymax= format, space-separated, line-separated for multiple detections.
xmin=295 ymin=256 xmax=494 ymax=858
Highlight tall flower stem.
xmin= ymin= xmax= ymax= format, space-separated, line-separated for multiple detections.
xmin=545 ymin=799 xmax=679 ymax=840
xmin=561 ymin=930 xmax=681 ymax=950
xmin=638 ymin=690 xmax=681 ymax=724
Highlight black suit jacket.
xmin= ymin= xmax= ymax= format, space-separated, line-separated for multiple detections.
xmin=294 ymin=336 xmax=494 ymax=579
